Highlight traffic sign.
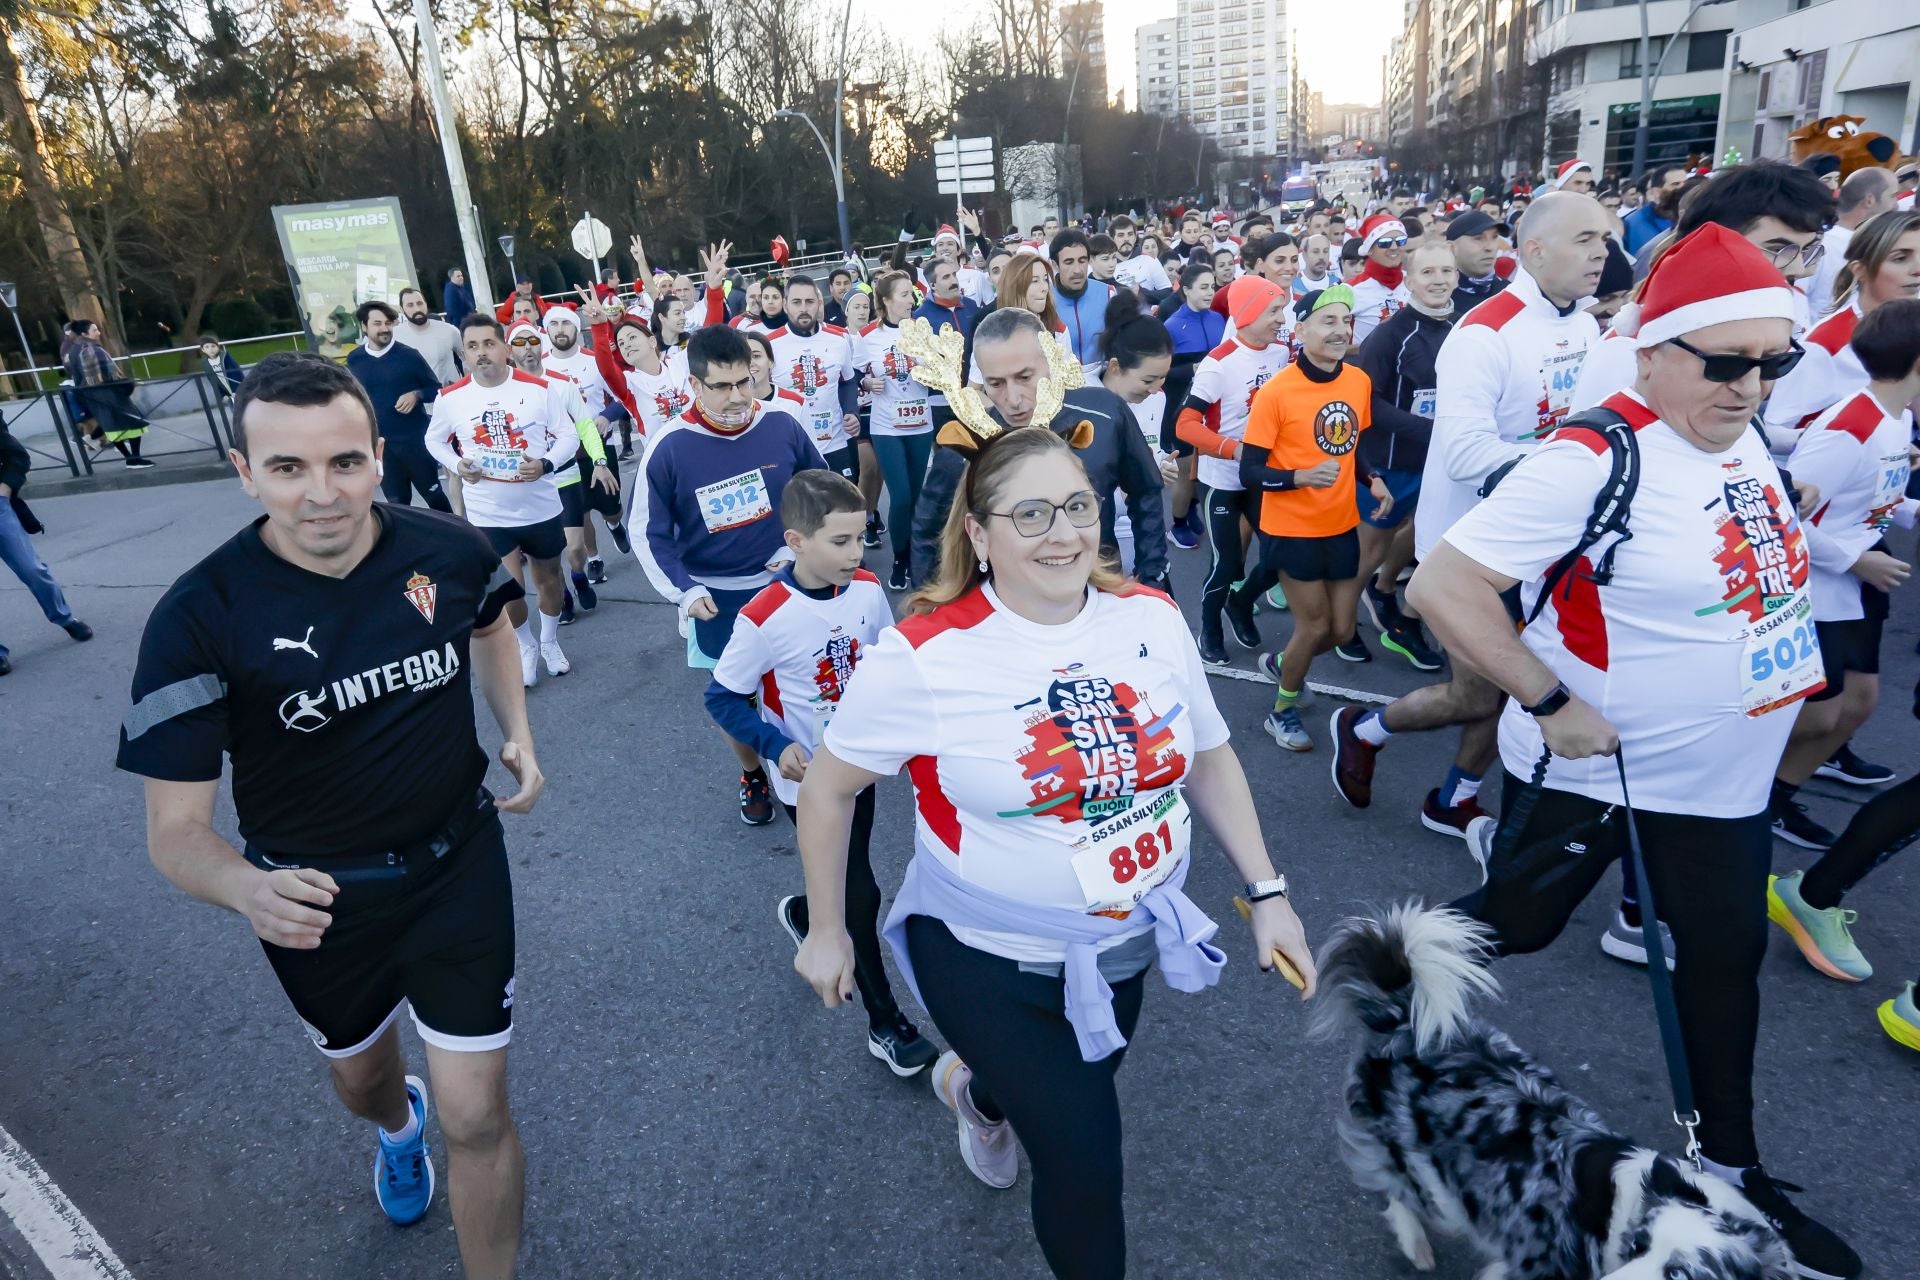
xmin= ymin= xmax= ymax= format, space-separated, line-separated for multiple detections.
xmin=934 ymin=136 xmax=995 ymax=199
xmin=933 ymin=136 xmax=993 ymax=159
xmin=937 ymin=179 xmax=997 ymax=195
xmin=571 ymin=215 xmax=613 ymax=261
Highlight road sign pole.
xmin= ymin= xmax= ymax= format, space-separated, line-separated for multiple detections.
xmin=584 ymin=207 xmax=602 ymax=282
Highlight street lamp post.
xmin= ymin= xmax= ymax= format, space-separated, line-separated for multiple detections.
xmin=774 ymin=109 xmax=852 ymax=260
xmin=1630 ymin=0 xmax=1728 ymax=181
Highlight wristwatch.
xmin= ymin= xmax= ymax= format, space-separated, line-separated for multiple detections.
xmin=539 ymin=457 xmax=556 ymax=475
xmin=1244 ymin=876 xmax=1289 ymax=903
xmin=1522 ymin=681 xmax=1572 ymax=718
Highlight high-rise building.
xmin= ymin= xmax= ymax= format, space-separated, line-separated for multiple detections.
xmin=1061 ymin=1 xmax=1109 ymax=108
xmin=1136 ymin=18 xmax=1180 ymax=119
xmin=1142 ymin=0 xmax=1288 ymax=163
xmin=1715 ymin=0 xmax=1919 ymax=166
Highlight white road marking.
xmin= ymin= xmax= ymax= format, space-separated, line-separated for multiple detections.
xmin=0 ymin=1126 xmax=133 ymax=1280
xmin=1205 ymin=664 xmax=1394 ymax=706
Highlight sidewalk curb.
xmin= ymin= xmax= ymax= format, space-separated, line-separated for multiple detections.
xmin=23 ymin=460 xmax=234 ymax=499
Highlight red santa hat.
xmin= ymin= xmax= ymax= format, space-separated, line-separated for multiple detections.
xmin=1210 ymin=210 xmax=1234 ymax=229
xmin=1357 ymin=214 xmax=1408 ymax=256
xmin=1548 ymin=158 xmax=1593 ymax=190
xmin=1634 ymin=223 xmax=1798 ymax=349
xmin=933 ymin=223 xmax=962 ymax=247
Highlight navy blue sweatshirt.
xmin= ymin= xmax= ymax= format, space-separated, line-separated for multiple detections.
xmin=346 ymin=342 xmax=442 ymax=445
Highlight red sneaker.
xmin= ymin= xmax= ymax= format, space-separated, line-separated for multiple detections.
xmin=1329 ymin=707 xmax=1379 ymax=809
xmin=1420 ymin=788 xmax=1489 ymax=841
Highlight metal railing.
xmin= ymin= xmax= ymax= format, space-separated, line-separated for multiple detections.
xmin=10 ymin=370 xmax=236 ymax=480
xmin=1 ymin=330 xmax=306 ymax=391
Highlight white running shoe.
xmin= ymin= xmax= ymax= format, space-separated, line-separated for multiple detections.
xmin=519 ymin=639 xmax=539 ymax=688
xmin=930 ymin=1051 xmax=1017 ymax=1189
xmin=540 ymin=638 xmax=571 ymax=676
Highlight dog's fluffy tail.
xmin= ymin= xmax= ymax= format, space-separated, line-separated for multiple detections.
xmin=1311 ymin=904 xmax=1500 ymax=1056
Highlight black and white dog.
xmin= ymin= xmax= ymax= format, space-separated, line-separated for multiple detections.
xmin=1316 ymin=904 xmax=1795 ymax=1280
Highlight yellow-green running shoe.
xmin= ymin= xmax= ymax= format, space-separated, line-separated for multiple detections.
xmin=1766 ymin=871 xmax=1871 ymax=982
xmin=1878 ymin=983 xmax=1919 ymax=1053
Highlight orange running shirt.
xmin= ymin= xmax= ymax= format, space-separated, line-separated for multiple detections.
xmin=1241 ymin=361 xmax=1373 ymax=537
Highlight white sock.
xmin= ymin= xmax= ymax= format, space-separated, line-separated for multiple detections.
xmin=1355 ymin=709 xmax=1393 ymax=746
xmin=1698 ymin=1155 xmax=1749 ymax=1184
xmin=380 ymin=1104 xmax=420 ymax=1145
xmin=513 ymin=619 xmax=534 ymax=648
xmin=1448 ymin=775 xmax=1484 ymax=808
xmin=539 ymin=610 xmax=560 ymax=644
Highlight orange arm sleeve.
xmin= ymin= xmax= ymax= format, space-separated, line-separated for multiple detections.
xmin=1176 ymin=403 xmax=1237 ymax=459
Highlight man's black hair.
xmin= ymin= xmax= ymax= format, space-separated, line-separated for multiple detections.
xmin=828 ymin=267 xmax=852 ymax=285
xmin=1050 ymin=228 xmax=1092 ymax=260
xmin=460 ymin=313 xmax=505 ymax=341
xmin=355 ymin=299 xmax=398 ymax=326
xmin=687 ymin=324 xmax=752 ymax=383
xmin=1851 ymin=297 xmax=1920 ymax=382
xmin=232 ymin=351 xmax=378 ymax=459
xmin=1675 ymin=160 xmax=1834 ymax=239
xmin=785 ymin=273 xmax=821 ymax=295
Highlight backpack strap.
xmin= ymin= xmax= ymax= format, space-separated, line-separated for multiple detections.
xmin=1526 ymin=407 xmax=1639 ymax=627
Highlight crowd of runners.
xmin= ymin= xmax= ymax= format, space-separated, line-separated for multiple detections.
xmin=88 ymin=156 xmax=1920 ymax=1279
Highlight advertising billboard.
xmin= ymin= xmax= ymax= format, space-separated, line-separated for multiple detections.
xmin=270 ymin=197 xmax=420 ymax=362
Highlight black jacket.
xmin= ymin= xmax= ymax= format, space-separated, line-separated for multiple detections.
xmin=909 ymin=384 xmax=1169 ymax=587
xmin=1451 ymin=272 xmax=1508 ymax=316
xmin=1 ymin=428 xmax=41 ymax=533
xmin=1354 ymin=302 xmax=1453 ymax=475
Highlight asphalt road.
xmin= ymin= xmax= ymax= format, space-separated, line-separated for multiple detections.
xmin=1 ymin=468 xmax=1914 ymax=1279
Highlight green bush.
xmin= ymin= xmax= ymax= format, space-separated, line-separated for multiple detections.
xmin=207 ymin=297 xmax=274 ymax=340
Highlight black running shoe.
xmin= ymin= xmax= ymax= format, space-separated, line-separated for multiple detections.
xmin=739 ymin=772 xmax=775 ymax=826
xmin=1362 ymin=580 xmax=1404 ymax=633
xmin=1379 ymin=620 xmax=1442 ymax=671
xmin=1333 ymin=632 xmax=1373 ymax=663
xmin=1198 ymin=629 xmax=1230 ymax=667
xmin=64 ymin=620 xmax=94 ymax=642
xmin=1771 ymin=795 xmax=1835 ymax=850
xmin=608 ymin=523 xmax=632 ymax=555
xmin=776 ymin=894 xmax=810 ymax=951
xmin=1736 ymin=1167 xmax=1862 ymax=1280
xmin=1223 ymin=591 xmax=1262 ymax=649
xmin=125 ymin=456 xmax=156 ymax=469
xmin=572 ymin=573 xmax=598 ymax=612
xmin=559 ymin=590 xmax=577 ymax=626
xmin=1815 ymin=744 xmax=1895 ymax=787
xmin=863 ymin=515 xmax=883 ymax=549
xmin=585 ymin=556 xmax=609 ymax=584
xmin=618 ymin=444 xmax=634 ymax=460
xmin=868 ymin=1015 xmax=939 ymax=1077
xmin=887 ymin=562 xmax=910 ymax=591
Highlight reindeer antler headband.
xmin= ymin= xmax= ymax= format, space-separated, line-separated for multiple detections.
xmin=898 ymin=317 xmax=1086 ymax=455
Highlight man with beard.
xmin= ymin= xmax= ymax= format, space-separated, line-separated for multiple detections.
xmin=768 ymin=275 xmax=862 ymax=476
xmin=347 ymin=301 xmax=449 ymax=513
xmin=1623 ymin=164 xmax=1689 ymax=257
xmin=392 ymin=287 xmax=463 ymax=385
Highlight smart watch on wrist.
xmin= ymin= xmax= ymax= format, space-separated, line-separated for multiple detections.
xmin=1522 ymin=682 xmax=1572 ymax=718
xmin=1244 ymin=876 xmax=1289 ymax=903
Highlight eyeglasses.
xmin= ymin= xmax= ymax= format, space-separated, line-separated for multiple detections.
xmin=696 ymin=374 xmax=755 ymax=396
xmin=986 ymin=490 xmax=1101 ymax=538
xmin=1666 ymin=336 xmax=1804 ymax=383
xmin=509 ymin=336 xmax=543 ymax=348
xmin=1761 ymin=239 xmax=1824 ymax=271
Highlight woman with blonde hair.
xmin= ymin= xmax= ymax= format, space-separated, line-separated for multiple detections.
xmin=793 ymin=424 xmax=1314 ymax=1280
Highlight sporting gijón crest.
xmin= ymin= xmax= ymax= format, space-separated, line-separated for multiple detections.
xmin=1005 ymin=667 xmax=1187 ymax=823
xmin=404 ymin=571 xmax=437 ymax=624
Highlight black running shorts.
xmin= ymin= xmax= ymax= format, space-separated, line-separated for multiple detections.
xmin=1261 ymin=528 xmax=1360 ymax=583
xmin=259 ymin=810 xmax=516 ymax=1057
xmin=482 ymin=514 xmax=566 ymax=561
xmin=557 ymin=480 xmax=587 ymax=528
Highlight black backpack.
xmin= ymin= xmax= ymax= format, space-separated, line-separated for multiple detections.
xmin=1477 ymin=406 xmax=1640 ymax=626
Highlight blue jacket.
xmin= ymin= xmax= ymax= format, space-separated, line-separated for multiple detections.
xmin=1053 ymin=279 xmax=1117 ymax=365
xmin=345 ymin=342 xmax=441 ymax=444
xmin=1620 ymin=204 xmax=1672 ymax=258
xmin=443 ymin=279 xmax=477 ymax=322
xmin=911 ymin=295 xmax=980 ymax=397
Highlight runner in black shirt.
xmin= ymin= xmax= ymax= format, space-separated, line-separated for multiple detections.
xmin=116 ymin=353 xmax=541 ymax=1280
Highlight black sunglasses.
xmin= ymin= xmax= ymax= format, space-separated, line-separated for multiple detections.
xmin=1666 ymin=336 xmax=1804 ymax=383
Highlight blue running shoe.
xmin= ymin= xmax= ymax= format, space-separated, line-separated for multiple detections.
xmin=374 ymin=1075 xmax=435 ymax=1226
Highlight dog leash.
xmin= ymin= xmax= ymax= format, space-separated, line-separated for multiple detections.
xmin=1612 ymin=747 xmax=1703 ymax=1172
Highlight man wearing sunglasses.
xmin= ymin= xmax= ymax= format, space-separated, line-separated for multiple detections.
xmin=1346 ymin=213 xmax=1411 ymax=343
xmin=1571 ymin=160 xmax=1834 ymax=417
xmin=1332 ymin=192 xmax=1608 ymax=848
xmin=1403 ymin=223 xmax=1861 ymax=1280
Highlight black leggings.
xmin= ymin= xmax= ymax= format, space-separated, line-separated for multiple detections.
xmin=1800 ymin=771 xmax=1920 ymax=914
xmin=380 ymin=439 xmax=452 ymax=513
xmin=1199 ymin=486 xmax=1275 ymax=636
xmin=781 ymin=787 xmax=896 ymax=1025
xmin=905 ymin=915 xmax=1145 ymax=1280
xmin=1450 ymin=773 xmax=1771 ymax=1167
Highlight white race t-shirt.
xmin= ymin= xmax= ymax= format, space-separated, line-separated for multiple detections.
xmin=1789 ymin=388 xmax=1919 ymax=622
xmin=542 ymin=346 xmax=612 ymax=418
xmin=1113 ymin=390 xmax=1167 ymax=545
xmin=826 ymin=584 xmax=1231 ymax=962
xmin=1442 ymin=391 xmax=1821 ymax=817
xmin=424 ymin=371 xmax=571 ymax=528
xmin=1187 ymin=337 xmax=1289 ymax=491
xmin=623 ymin=350 xmax=694 ymax=439
xmin=767 ymin=323 xmax=856 ymax=452
xmin=856 ymin=322 xmax=932 ymax=436
xmin=1762 ymin=300 xmax=1864 ymax=451
xmin=712 ymin=570 xmax=891 ymax=805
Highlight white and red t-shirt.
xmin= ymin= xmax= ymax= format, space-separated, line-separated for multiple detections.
xmin=711 ymin=570 xmax=890 ymax=804
xmin=825 ymin=583 xmax=1230 ymax=963
xmin=424 ymin=370 xmax=572 ymax=528
xmin=1442 ymin=390 xmax=1821 ymax=817
xmin=1187 ymin=337 xmax=1290 ymax=491
xmin=1348 ymin=273 xmax=1408 ymax=345
xmin=856 ymin=322 xmax=932 ymax=436
xmin=1789 ymin=388 xmax=1919 ymax=622
xmin=624 ymin=350 xmax=694 ymax=440
xmin=1416 ymin=267 xmax=1600 ymax=558
xmin=542 ymin=347 xmax=612 ymax=419
xmin=1113 ymin=390 xmax=1167 ymax=546
xmin=766 ymin=323 xmax=856 ymax=452
xmin=1762 ymin=300 xmax=1864 ymax=450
